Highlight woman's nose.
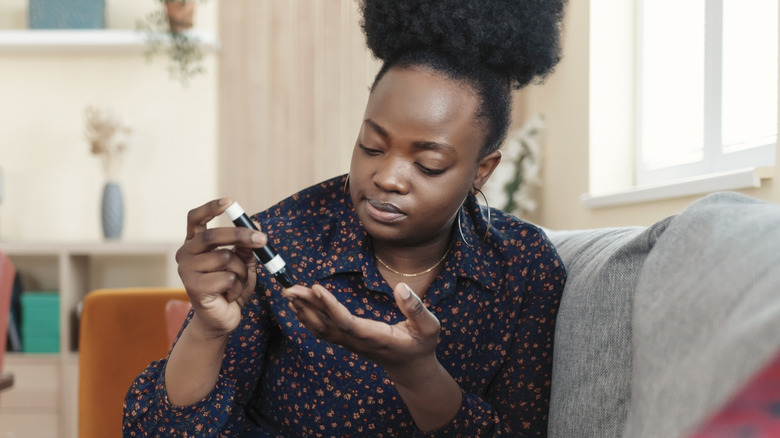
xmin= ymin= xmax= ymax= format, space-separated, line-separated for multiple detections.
xmin=373 ymin=157 xmax=410 ymax=194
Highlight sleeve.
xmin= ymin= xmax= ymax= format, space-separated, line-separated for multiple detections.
xmin=414 ymin=233 xmax=566 ymax=437
xmin=122 ymin=293 xmax=274 ymax=437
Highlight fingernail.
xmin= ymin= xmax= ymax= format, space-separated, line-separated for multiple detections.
xmin=251 ymin=232 xmax=264 ymax=243
xmin=404 ymin=284 xmax=414 ymax=300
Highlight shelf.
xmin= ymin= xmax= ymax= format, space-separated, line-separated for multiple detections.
xmin=5 ymin=351 xmax=61 ymax=362
xmin=0 ymin=29 xmax=219 ymax=54
xmin=0 ymin=241 xmax=179 ymax=254
xmin=1 ymin=241 xmax=182 ymax=438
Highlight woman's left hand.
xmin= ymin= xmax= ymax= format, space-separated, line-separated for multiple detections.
xmin=281 ymin=283 xmax=441 ymax=386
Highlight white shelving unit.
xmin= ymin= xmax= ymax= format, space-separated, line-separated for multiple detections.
xmin=0 ymin=242 xmax=182 ymax=438
xmin=0 ymin=29 xmax=219 ymax=53
xmin=0 ymin=25 xmax=216 ymax=437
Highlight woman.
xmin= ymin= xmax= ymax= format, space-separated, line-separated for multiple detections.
xmin=124 ymin=1 xmax=567 ymax=436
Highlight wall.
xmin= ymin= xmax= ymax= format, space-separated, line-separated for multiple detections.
xmin=218 ymin=0 xmax=381 ymax=217
xmin=0 ymin=0 xmax=219 ymax=243
xmin=217 ymin=1 xmax=536 ymax=222
xmin=10 ymin=0 xmax=766 ymax=239
xmin=524 ymin=0 xmax=780 ymax=230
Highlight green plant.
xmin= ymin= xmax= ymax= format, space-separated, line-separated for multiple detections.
xmin=136 ymin=0 xmax=207 ymax=86
xmin=483 ymin=114 xmax=545 ymax=217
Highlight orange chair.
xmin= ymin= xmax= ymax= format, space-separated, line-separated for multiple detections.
xmin=78 ymin=288 xmax=188 ymax=438
xmin=164 ymin=298 xmax=192 ymax=347
xmin=0 ymin=252 xmax=17 ymax=398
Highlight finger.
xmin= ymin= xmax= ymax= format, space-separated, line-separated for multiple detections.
xmin=224 ymin=276 xmax=248 ymax=303
xmin=235 ymin=277 xmax=257 ymax=308
xmin=186 ymin=198 xmax=233 ymax=240
xmin=178 ymin=249 xmax=252 ymax=292
xmin=393 ymin=283 xmax=440 ymax=338
xmin=308 ymin=285 xmax=395 ymax=353
xmin=281 ymin=285 xmax=325 ymax=308
xmin=188 ymin=227 xmax=267 ymax=256
xmin=280 ymin=284 xmax=308 ymax=302
xmin=185 ymin=249 xmax=246 ymax=274
xmin=289 ymin=296 xmax=331 ymax=337
xmin=311 ymin=284 xmax=357 ymax=331
xmin=286 ymin=286 xmax=344 ymax=337
xmin=284 ymin=285 xmax=350 ymax=338
xmin=189 ymin=271 xmax=241 ymax=300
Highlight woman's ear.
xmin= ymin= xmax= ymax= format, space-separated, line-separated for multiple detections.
xmin=472 ymin=150 xmax=502 ymax=191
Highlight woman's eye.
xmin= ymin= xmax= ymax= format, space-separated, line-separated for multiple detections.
xmin=417 ymin=163 xmax=445 ymax=176
xmin=359 ymin=144 xmax=382 ymax=156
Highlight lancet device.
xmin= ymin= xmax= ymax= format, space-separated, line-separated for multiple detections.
xmin=225 ymin=202 xmax=295 ymax=288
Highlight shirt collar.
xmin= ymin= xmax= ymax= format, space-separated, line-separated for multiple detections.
xmin=449 ymin=194 xmax=502 ymax=294
xmin=312 ymin=184 xmax=500 ymax=295
xmin=309 ymin=187 xmax=381 ymax=287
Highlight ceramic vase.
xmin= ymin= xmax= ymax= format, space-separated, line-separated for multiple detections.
xmin=101 ymin=181 xmax=123 ymax=239
xmin=166 ymin=1 xmax=196 ymax=33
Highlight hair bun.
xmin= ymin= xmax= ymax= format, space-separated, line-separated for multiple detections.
xmin=359 ymin=0 xmax=567 ymax=89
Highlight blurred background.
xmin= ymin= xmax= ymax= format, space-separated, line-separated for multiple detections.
xmin=0 ymin=1 xmax=778 ymax=437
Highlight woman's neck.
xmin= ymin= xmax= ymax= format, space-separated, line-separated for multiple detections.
xmin=371 ymin=236 xmax=452 ymax=291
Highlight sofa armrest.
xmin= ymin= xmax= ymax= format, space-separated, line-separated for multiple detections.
xmin=546 ymin=220 xmax=670 ymax=438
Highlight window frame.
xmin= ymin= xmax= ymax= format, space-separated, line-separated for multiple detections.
xmin=634 ymin=0 xmax=777 ymax=187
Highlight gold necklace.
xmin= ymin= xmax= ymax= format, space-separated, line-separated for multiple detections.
xmin=374 ymin=243 xmax=452 ymax=277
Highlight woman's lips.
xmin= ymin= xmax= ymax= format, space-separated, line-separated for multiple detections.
xmin=366 ymin=199 xmax=406 ymax=223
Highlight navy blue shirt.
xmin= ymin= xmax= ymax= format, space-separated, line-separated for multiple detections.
xmin=124 ymin=174 xmax=566 ymax=437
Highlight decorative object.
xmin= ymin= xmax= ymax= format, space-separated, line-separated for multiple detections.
xmin=100 ymin=182 xmax=124 ymax=239
xmin=29 ymin=0 xmax=106 ymax=29
xmin=20 ymin=291 xmax=60 ymax=353
xmin=137 ymin=0 xmax=209 ymax=86
xmin=84 ymin=104 xmax=132 ymax=240
xmin=483 ymin=114 xmax=545 ymax=218
xmin=165 ymin=0 xmax=196 ymax=33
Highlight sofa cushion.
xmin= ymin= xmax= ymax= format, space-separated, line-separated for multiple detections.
xmin=624 ymin=192 xmax=780 ymax=438
xmin=545 ymin=219 xmax=671 ymax=438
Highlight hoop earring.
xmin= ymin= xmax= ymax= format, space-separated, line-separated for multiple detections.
xmin=343 ymin=174 xmax=350 ymax=196
xmin=474 ymin=188 xmax=491 ymax=243
xmin=457 ymin=188 xmax=492 ymax=248
xmin=457 ymin=206 xmax=474 ymax=248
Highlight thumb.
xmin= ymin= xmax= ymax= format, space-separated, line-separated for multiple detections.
xmin=393 ymin=283 xmax=440 ymax=336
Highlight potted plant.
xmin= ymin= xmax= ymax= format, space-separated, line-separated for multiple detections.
xmin=164 ymin=0 xmax=196 ymax=33
xmin=482 ymin=114 xmax=546 ymax=218
xmin=137 ymin=0 xmax=209 ymax=86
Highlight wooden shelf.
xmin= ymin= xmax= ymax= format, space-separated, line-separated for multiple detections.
xmin=0 ymin=241 xmax=182 ymax=438
xmin=0 ymin=29 xmax=219 ymax=54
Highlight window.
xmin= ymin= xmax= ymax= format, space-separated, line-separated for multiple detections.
xmin=636 ymin=0 xmax=777 ymax=186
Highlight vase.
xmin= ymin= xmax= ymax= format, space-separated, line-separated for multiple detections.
xmin=101 ymin=181 xmax=124 ymax=240
xmin=166 ymin=1 xmax=196 ymax=33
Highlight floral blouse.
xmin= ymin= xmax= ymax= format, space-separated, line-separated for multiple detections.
xmin=123 ymin=174 xmax=566 ymax=437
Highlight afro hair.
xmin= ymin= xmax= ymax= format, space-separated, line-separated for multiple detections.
xmin=359 ymin=0 xmax=567 ymax=90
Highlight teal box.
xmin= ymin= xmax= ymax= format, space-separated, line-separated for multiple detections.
xmin=21 ymin=291 xmax=60 ymax=353
xmin=29 ymin=0 xmax=106 ymax=29
xmin=22 ymin=335 xmax=60 ymax=354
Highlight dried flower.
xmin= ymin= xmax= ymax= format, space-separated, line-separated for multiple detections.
xmin=84 ymin=104 xmax=132 ymax=181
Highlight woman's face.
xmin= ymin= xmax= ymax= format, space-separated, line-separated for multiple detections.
xmin=349 ymin=66 xmax=500 ymax=247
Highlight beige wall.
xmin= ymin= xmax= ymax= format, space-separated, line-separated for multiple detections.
xmin=0 ymin=0 xmax=219 ymax=242
xmin=524 ymin=0 xmax=780 ymax=230
xmin=218 ymin=0 xmax=381 ymax=217
xmin=7 ymin=0 xmax=775 ymax=241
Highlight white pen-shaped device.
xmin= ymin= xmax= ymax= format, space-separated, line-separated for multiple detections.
xmin=225 ymin=202 xmax=295 ymax=288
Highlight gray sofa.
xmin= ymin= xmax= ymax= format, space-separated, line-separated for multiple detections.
xmin=544 ymin=192 xmax=780 ymax=438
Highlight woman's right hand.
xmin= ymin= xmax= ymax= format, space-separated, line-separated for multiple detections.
xmin=175 ymin=198 xmax=267 ymax=339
